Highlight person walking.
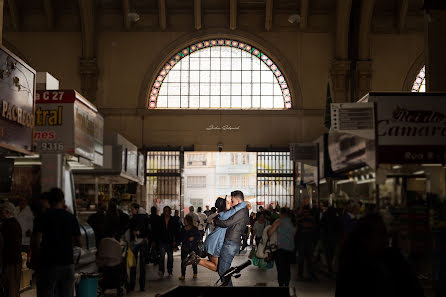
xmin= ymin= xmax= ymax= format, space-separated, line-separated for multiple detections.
xmin=296 ymin=201 xmax=317 ymax=280
xmin=34 ymin=188 xmax=82 ymax=297
xmin=157 ymin=206 xmax=180 ymax=278
xmin=187 ymin=206 xmax=200 ymax=228
xmin=128 ymin=203 xmax=150 ymax=292
xmin=0 ymin=202 xmax=22 ymax=297
xmin=268 ymin=208 xmax=297 ymax=287
xmin=214 ymin=191 xmax=249 ymax=286
xmin=16 ymin=196 xmax=34 ymax=253
xmin=178 ymin=215 xmax=200 ymax=280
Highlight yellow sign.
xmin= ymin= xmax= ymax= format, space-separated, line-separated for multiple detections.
xmin=35 ymin=106 xmax=63 ymax=126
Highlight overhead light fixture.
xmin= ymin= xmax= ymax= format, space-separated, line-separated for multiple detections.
xmin=357 ymin=178 xmax=375 ymax=184
xmin=392 ymin=165 xmax=402 ymax=169
xmin=337 ymin=179 xmax=354 ymax=185
xmin=422 ymin=164 xmax=442 ymax=167
xmin=288 ymin=14 xmax=301 ymax=24
xmin=413 ymin=170 xmax=425 ymax=175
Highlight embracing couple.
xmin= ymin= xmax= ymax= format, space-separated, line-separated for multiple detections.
xmin=184 ymin=190 xmax=250 ymax=286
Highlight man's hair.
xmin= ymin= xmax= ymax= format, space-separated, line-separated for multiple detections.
xmin=231 ymin=190 xmax=244 ymax=201
xmin=151 ymin=206 xmax=157 ymax=215
xmin=197 ymin=207 xmax=202 ymax=212
xmin=189 ymin=205 xmax=194 ymax=212
xmin=48 ymin=188 xmax=64 ymax=207
xmin=131 ymin=203 xmax=140 ymax=210
xmin=163 ymin=205 xmax=171 ymax=211
xmin=185 ymin=215 xmax=194 ymax=226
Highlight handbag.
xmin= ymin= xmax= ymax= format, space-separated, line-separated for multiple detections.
xmin=126 ymin=247 xmax=136 ymax=268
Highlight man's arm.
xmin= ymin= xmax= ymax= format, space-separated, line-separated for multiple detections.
xmin=218 ymin=201 xmax=247 ymax=221
xmin=214 ymin=208 xmax=246 ymax=228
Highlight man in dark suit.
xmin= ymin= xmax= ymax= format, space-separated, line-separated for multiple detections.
xmin=214 ymin=190 xmax=249 ymax=286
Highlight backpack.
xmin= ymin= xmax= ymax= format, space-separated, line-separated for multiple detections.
xmin=255 ymin=225 xmax=277 ymax=260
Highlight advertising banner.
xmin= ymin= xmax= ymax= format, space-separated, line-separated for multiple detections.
xmin=34 ymin=90 xmax=103 ymax=164
xmin=0 ymin=46 xmax=36 ymax=154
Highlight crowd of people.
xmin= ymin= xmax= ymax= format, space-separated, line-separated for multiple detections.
xmin=1 ymin=187 xmax=445 ymax=297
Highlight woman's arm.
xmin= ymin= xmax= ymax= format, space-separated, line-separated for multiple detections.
xmin=218 ymin=201 xmax=247 ymax=220
xmin=267 ymin=219 xmax=280 ymax=237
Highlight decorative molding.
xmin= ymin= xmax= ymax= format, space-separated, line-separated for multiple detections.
xmin=356 ymin=60 xmax=372 ymax=99
xmin=335 ymin=0 xmax=352 ymax=60
xmin=397 ymin=0 xmax=409 ymax=33
xmin=358 ymin=0 xmax=376 ymax=61
xmin=330 ymin=59 xmax=350 ymax=103
xmin=265 ymin=0 xmax=273 ymax=31
xmin=300 ymin=0 xmax=309 ymax=30
xmin=43 ymin=0 xmax=55 ymax=30
xmin=158 ymin=0 xmax=167 ymax=31
xmin=194 ymin=0 xmax=201 ymax=31
xmin=6 ymin=0 xmax=19 ymax=32
xmin=230 ymin=0 xmax=237 ymax=30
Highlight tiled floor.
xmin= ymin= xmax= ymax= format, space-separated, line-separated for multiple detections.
xmin=22 ymin=248 xmax=337 ymax=297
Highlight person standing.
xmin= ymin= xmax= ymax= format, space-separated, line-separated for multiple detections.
xmin=196 ymin=207 xmax=207 ymax=239
xmin=187 ymin=206 xmax=200 ymax=228
xmin=157 ymin=206 xmax=179 ymax=278
xmin=87 ymin=204 xmax=107 ymax=246
xmin=253 ymin=213 xmax=266 ymax=246
xmin=214 ymin=191 xmax=249 ymax=286
xmin=268 ymin=208 xmax=296 ymax=287
xmin=178 ymin=215 xmax=200 ymax=280
xmin=204 ymin=205 xmax=211 ymax=217
xmin=128 ymin=203 xmax=150 ymax=292
xmin=16 ymin=196 xmax=34 ymax=253
xmin=34 ymin=188 xmax=82 ymax=297
xmin=296 ymin=201 xmax=317 ymax=280
xmin=174 ymin=209 xmax=184 ymax=229
xmin=0 ymin=202 xmax=22 ymax=297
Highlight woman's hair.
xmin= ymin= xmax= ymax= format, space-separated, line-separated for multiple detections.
xmin=215 ymin=197 xmax=226 ymax=212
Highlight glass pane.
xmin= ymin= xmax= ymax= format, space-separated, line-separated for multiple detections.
xmin=273 ymin=83 xmax=282 ymax=96
xmin=231 ymin=83 xmax=241 ymax=95
xmin=181 ymin=83 xmax=189 ymax=96
xmin=232 ymin=48 xmax=241 ymax=58
xmin=181 ymin=71 xmax=189 ymax=82
xmin=274 ymin=96 xmax=284 ymax=108
xmin=261 ymin=96 xmax=273 ymax=109
xmin=201 ymin=71 xmax=210 ymax=83
xmin=232 ymin=96 xmax=242 ymax=108
xmin=252 ymin=96 xmax=261 ymax=108
xmin=210 ymin=47 xmax=221 ymax=57
xmin=190 ymin=58 xmax=200 ymax=70
xmin=221 ymin=58 xmax=231 ymax=70
xmin=252 ymin=71 xmax=261 ymax=83
xmin=200 ymin=48 xmax=211 ymax=57
xmin=242 ymin=84 xmax=251 ymax=96
xmin=210 ymin=96 xmax=220 ymax=108
xmin=261 ymin=71 xmax=273 ymax=83
xmin=221 ymin=71 xmax=231 ymax=83
xmin=242 ymin=71 xmax=252 ymax=83
xmin=261 ymin=83 xmax=273 ymax=96
xmin=242 ymin=96 xmax=251 ymax=108
xmin=221 ymin=84 xmax=231 ymax=95
xmin=232 ymin=59 xmax=241 ymax=70
xmin=211 ymin=58 xmax=220 ymax=70
xmin=260 ymin=61 xmax=271 ymax=72
xmin=210 ymin=84 xmax=221 ymax=95
xmin=169 ymin=96 xmax=180 ymax=108
xmin=242 ymin=58 xmax=251 ymax=70
xmin=221 ymin=96 xmax=231 ymax=108
xmin=158 ymin=96 xmax=168 ymax=108
xmin=168 ymin=70 xmax=180 ymax=82
xmin=252 ymin=58 xmax=261 ymax=70
xmin=232 ymin=71 xmax=242 ymax=82
xmin=181 ymin=96 xmax=189 ymax=108
xmin=158 ymin=84 xmax=167 ymax=96
xmin=211 ymin=71 xmax=220 ymax=82
xmin=180 ymin=57 xmax=189 ymax=70
xmin=221 ymin=47 xmax=231 ymax=57
xmin=200 ymin=96 xmax=210 ymax=108
xmin=190 ymin=71 xmax=200 ymax=82
xmin=200 ymin=58 xmax=211 ymax=70
xmin=168 ymin=83 xmax=180 ymax=95
xmin=190 ymin=96 xmax=199 ymax=108
xmin=252 ymin=83 xmax=261 ymax=95
xmin=200 ymin=83 xmax=210 ymax=95
xmin=190 ymin=83 xmax=200 ymax=95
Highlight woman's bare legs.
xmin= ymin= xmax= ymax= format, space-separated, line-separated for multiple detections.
xmin=198 ymin=255 xmax=219 ymax=272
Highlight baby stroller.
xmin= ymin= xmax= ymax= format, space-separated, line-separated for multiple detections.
xmin=96 ymin=237 xmax=128 ymax=296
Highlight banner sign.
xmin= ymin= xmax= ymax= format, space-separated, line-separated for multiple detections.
xmin=0 ymin=46 xmax=36 ymax=154
xmin=330 ymin=102 xmax=375 ymax=139
xmin=34 ymin=90 xmax=103 ymax=165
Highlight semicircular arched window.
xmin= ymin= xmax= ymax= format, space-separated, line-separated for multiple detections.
xmin=411 ymin=65 xmax=425 ymax=92
xmin=148 ymin=39 xmax=292 ymax=109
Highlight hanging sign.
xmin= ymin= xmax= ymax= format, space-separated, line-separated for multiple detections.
xmin=0 ymin=46 xmax=36 ymax=154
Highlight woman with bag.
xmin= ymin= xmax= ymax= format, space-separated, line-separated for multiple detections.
xmin=268 ymin=208 xmax=296 ymax=287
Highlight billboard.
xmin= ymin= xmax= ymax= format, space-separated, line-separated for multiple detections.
xmin=0 ymin=46 xmax=36 ymax=154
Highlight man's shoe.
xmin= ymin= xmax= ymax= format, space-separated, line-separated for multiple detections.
xmin=179 ymin=275 xmax=185 ymax=281
xmin=193 ymin=274 xmax=198 ymax=279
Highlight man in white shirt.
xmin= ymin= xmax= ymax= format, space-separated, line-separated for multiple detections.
xmin=196 ymin=207 xmax=207 ymax=238
xmin=16 ymin=196 xmax=34 ymax=252
xmin=186 ymin=206 xmax=200 ymax=228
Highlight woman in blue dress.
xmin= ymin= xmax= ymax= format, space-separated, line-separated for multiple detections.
xmin=184 ymin=197 xmax=247 ymax=271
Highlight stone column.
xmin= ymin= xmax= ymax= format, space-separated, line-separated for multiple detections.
xmin=330 ymin=60 xmax=351 ymax=103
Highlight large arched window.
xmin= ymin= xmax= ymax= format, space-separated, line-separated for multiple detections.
xmin=411 ymin=65 xmax=425 ymax=92
xmin=148 ymin=39 xmax=292 ymax=109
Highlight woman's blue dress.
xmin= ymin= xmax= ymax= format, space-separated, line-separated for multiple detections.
xmin=203 ymin=201 xmax=247 ymax=257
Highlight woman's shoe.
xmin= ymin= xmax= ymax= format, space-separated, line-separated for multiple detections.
xmin=183 ymin=251 xmax=200 ymax=266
